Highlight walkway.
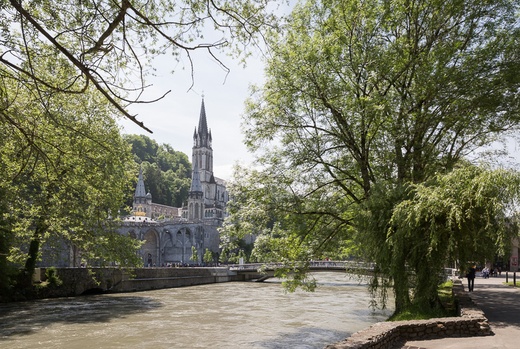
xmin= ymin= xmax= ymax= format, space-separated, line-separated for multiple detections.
xmin=402 ymin=274 xmax=520 ymax=349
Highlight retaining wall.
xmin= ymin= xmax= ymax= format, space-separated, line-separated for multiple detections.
xmin=33 ymin=267 xmax=239 ymax=298
xmin=325 ymin=280 xmax=492 ymax=349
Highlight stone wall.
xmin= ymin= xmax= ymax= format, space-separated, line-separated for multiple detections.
xmin=324 ymin=280 xmax=492 ymax=349
xmin=33 ymin=267 xmax=239 ymax=298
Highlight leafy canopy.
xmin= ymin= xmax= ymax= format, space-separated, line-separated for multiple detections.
xmin=223 ymin=0 xmax=520 ymax=312
xmin=0 ymin=49 xmax=142 ymax=297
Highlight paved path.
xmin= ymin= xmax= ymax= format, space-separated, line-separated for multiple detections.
xmin=402 ymin=273 xmax=520 ymax=349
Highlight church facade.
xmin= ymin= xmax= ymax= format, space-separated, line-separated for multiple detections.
xmin=119 ymin=98 xmax=229 ymax=266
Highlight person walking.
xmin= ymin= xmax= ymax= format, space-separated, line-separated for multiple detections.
xmin=467 ymin=265 xmax=476 ymax=292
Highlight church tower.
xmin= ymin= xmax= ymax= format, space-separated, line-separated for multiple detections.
xmin=192 ymin=97 xmax=213 ymax=183
xmin=187 ymin=161 xmax=204 ymax=221
xmin=186 ymin=97 xmax=228 ymax=223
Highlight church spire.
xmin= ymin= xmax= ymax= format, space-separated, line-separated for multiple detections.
xmin=195 ymin=97 xmax=211 ymax=148
xmin=134 ymin=166 xmax=147 ymax=199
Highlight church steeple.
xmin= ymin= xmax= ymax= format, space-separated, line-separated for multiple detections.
xmin=133 ymin=165 xmax=152 ymax=217
xmin=194 ymin=97 xmax=212 ymax=149
xmin=183 ymin=96 xmax=228 ymax=223
xmin=192 ymin=97 xmax=214 ymax=183
xmin=134 ymin=166 xmax=147 ymax=199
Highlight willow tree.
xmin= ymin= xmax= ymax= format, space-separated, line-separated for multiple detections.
xmin=228 ymin=0 xmax=520 ymax=312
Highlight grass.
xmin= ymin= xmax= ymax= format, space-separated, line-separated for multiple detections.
xmin=388 ymin=280 xmax=457 ymax=321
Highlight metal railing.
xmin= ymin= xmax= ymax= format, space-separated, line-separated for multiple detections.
xmin=227 ymin=261 xmax=375 ymax=272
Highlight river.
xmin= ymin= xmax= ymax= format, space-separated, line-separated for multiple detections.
xmin=0 ymin=272 xmax=393 ymax=349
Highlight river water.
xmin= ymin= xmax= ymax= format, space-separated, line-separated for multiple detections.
xmin=0 ymin=272 xmax=393 ymax=349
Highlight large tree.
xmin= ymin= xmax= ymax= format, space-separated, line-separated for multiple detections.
xmin=0 ymin=52 xmax=142 ymax=298
xmin=225 ymin=0 xmax=520 ymax=312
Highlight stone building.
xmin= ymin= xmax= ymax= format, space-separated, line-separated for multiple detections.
xmin=131 ymin=166 xmax=181 ymax=221
xmin=119 ymin=98 xmax=229 ymax=266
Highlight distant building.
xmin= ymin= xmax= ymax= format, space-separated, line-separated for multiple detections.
xmin=119 ymin=98 xmax=229 ymax=266
xmin=130 ymin=166 xmax=181 ymax=221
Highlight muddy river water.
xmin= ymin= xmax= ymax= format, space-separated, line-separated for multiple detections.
xmin=0 ymin=272 xmax=393 ymax=349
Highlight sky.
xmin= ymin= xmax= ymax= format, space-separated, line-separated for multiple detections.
xmin=118 ymin=47 xmax=266 ymax=181
xmin=118 ymin=2 xmax=299 ymax=181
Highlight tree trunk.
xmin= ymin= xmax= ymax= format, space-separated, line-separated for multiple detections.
xmin=0 ymin=191 xmax=13 ymax=299
xmin=18 ymin=222 xmax=47 ymax=289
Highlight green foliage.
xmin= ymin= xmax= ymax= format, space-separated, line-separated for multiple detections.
xmin=124 ymin=135 xmax=191 ymax=208
xmin=225 ymin=0 xmax=520 ymax=310
xmin=190 ymin=245 xmax=198 ymax=263
xmin=0 ymin=48 xmax=144 ymax=294
xmin=385 ymin=165 xmax=520 ymax=309
xmin=44 ymin=267 xmax=63 ymax=287
xmin=203 ymin=248 xmax=214 ymax=265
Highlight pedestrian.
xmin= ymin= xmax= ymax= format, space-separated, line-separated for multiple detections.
xmin=466 ymin=265 xmax=476 ymax=292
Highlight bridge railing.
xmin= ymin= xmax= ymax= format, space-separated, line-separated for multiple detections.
xmin=227 ymin=261 xmax=375 ymax=272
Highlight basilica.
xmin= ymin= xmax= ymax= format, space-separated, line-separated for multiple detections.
xmin=118 ymin=98 xmax=229 ymax=266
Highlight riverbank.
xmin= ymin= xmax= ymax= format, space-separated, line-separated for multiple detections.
xmin=401 ymin=275 xmax=520 ymax=349
xmin=326 ymin=275 xmax=520 ymax=349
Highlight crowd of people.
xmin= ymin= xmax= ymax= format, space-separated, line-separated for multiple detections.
xmin=480 ymin=266 xmax=502 ymax=278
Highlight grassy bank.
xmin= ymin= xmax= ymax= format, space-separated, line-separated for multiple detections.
xmin=388 ymin=280 xmax=457 ymax=321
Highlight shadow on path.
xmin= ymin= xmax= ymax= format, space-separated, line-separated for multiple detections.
xmin=469 ymin=281 xmax=520 ymax=328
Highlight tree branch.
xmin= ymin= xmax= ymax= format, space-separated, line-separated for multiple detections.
xmin=9 ymin=0 xmax=152 ymax=133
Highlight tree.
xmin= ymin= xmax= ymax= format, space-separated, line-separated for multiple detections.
xmin=358 ymin=163 xmax=520 ymax=310
xmin=125 ymin=134 xmax=191 ymax=207
xmin=228 ymin=0 xmax=520 ymax=312
xmin=0 ymin=55 xmax=142 ymax=297
xmin=190 ymin=245 xmax=198 ymax=264
xmin=203 ymin=248 xmax=213 ymax=265
xmin=1 ymin=0 xmax=281 ymax=132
